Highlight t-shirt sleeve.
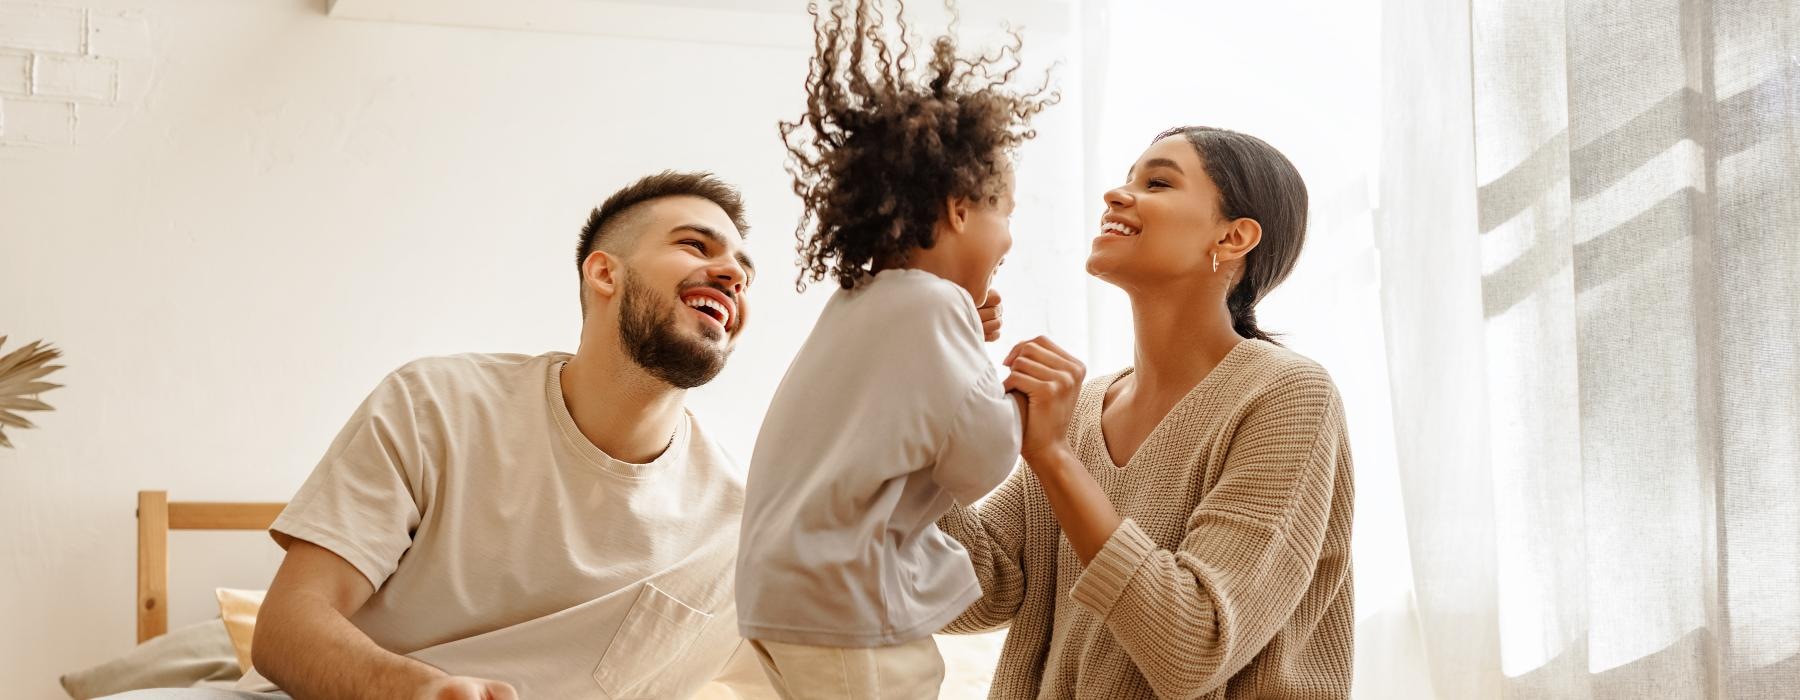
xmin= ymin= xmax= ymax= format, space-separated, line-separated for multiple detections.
xmin=931 ymin=370 xmax=1022 ymax=505
xmin=923 ymin=288 xmax=1023 ymax=505
xmin=269 ymin=369 xmax=428 ymax=589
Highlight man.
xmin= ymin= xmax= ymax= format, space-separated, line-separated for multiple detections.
xmin=117 ymin=171 xmax=772 ymax=699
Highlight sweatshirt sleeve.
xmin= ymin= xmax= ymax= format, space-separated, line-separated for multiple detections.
xmin=930 ymin=369 xmax=1023 ymax=506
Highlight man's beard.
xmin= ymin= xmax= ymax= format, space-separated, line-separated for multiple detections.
xmin=617 ymin=273 xmax=730 ymax=389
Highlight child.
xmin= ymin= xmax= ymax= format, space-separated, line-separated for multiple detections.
xmin=735 ymin=1 xmax=1055 ymax=697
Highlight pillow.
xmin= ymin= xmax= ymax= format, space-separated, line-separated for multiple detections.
xmin=59 ymin=618 xmax=239 ymax=699
xmin=214 ymin=588 xmax=266 ymax=674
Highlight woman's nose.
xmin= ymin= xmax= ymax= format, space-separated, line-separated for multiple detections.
xmin=1103 ymin=187 xmax=1132 ymax=209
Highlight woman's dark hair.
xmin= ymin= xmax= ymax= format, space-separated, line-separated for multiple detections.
xmin=1155 ymin=125 xmax=1309 ymax=344
xmin=782 ymin=0 xmax=1057 ymax=291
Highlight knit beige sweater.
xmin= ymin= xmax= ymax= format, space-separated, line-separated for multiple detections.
xmin=939 ymin=339 xmax=1354 ymax=699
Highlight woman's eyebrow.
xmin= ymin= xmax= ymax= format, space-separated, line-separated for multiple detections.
xmin=1126 ymin=157 xmax=1185 ymax=181
xmin=1141 ymin=157 xmax=1184 ymax=174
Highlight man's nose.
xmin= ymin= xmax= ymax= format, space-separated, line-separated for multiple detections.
xmin=712 ymin=260 xmax=747 ymax=295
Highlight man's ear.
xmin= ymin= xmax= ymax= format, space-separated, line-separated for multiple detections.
xmin=1215 ymin=217 xmax=1264 ymax=264
xmin=582 ymin=249 xmax=623 ymax=304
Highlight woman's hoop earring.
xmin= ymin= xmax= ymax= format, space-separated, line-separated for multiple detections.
xmin=1212 ymin=252 xmax=1219 ymax=273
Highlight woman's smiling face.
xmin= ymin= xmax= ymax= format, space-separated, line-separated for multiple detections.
xmin=1087 ymin=135 xmax=1229 ymax=286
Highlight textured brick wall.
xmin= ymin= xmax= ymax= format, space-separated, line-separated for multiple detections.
xmin=0 ymin=2 xmax=142 ymax=147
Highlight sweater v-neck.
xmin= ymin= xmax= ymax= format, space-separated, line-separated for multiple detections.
xmin=1093 ymin=339 xmax=1259 ymax=471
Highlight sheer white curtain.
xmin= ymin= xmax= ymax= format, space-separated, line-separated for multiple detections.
xmin=1379 ymin=0 xmax=1800 ymax=696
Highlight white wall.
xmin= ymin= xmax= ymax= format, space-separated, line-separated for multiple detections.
xmin=0 ymin=1 xmax=1081 ymax=695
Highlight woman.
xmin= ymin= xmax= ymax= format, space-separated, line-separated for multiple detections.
xmin=947 ymin=126 xmax=1354 ymax=699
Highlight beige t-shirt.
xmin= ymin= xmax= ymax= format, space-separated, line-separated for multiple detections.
xmin=260 ymin=353 xmax=767 ymax=699
xmin=736 ymin=269 xmax=1022 ymax=648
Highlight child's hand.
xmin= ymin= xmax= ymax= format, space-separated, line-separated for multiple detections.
xmin=978 ymin=290 xmax=1004 ymax=342
xmin=1002 ymin=336 xmax=1085 ymax=464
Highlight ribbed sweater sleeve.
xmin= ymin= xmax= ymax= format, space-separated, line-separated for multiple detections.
xmin=938 ymin=463 xmax=1035 ymax=633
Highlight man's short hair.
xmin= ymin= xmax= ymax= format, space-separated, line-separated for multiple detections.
xmin=577 ymin=171 xmax=750 ymax=270
xmin=575 ymin=171 xmax=750 ymax=314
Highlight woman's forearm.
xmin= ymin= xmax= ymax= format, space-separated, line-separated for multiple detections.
xmin=938 ymin=501 xmax=1029 ymax=632
xmin=1027 ymin=447 xmax=1123 ymax=564
xmin=936 ymin=461 xmax=1035 ymax=632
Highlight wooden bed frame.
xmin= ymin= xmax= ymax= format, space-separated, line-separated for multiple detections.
xmin=135 ymin=490 xmax=285 ymax=643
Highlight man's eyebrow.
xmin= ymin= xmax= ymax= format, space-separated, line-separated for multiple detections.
xmin=673 ymin=224 xmax=756 ymax=277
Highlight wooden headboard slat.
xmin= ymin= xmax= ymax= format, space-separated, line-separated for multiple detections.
xmin=134 ymin=490 xmax=286 ymax=644
xmin=167 ymin=502 xmax=284 ymax=531
xmin=136 ymin=491 xmax=169 ymax=644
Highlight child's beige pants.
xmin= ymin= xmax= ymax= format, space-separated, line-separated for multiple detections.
xmin=748 ymin=636 xmax=944 ymax=700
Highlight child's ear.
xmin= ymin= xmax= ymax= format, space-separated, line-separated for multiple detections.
xmin=942 ymin=196 xmax=973 ymax=235
xmin=582 ymin=249 xmax=623 ymax=302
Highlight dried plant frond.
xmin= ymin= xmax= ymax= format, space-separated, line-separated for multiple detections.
xmin=0 ymin=336 xmax=65 ymax=448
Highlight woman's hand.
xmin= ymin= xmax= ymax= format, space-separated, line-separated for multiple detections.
xmin=978 ymin=290 xmax=1004 ymax=342
xmin=1003 ymin=336 xmax=1086 ymax=465
xmin=1004 ymin=336 xmax=1118 ymax=564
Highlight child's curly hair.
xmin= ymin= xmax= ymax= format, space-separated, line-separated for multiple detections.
xmin=782 ymin=0 xmax=1058 ymax=291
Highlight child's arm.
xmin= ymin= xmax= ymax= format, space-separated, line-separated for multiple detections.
xmin=929 ymin=369 xmax=1023 ymax=506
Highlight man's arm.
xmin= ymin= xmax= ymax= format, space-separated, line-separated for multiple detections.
xmin=252 ymin=539 xmax=517 ymax=700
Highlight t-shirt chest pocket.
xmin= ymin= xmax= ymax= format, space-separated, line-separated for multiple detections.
xmin=592 ymin=582 xmax=715 ymax=699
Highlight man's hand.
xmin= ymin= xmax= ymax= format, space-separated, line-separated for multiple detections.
xmin=1002 ymin=336 xmax=1085 ymax=465
xmin=414 ymin=676 xmax=519 ymax=700
xmin=977 ymin=290 xmax=1004 ymax=342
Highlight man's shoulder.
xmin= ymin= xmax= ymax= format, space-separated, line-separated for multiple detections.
xmin=682 ymin=409 xmax=750 ymax=487
xmin=390 ymin=352 xmax=566 ymax=386
xmin=378 ymin=352 xmax=568 ymax=412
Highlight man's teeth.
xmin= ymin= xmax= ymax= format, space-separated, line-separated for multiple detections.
xmin=1101 ymin=221 xmax=1140 ymax=236
xmin=684 ymin=296 xmax=730 ymax=325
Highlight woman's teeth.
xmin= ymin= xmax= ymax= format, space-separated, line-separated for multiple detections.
xmin=1101 ymin=221 xmax=1140 ymax=236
